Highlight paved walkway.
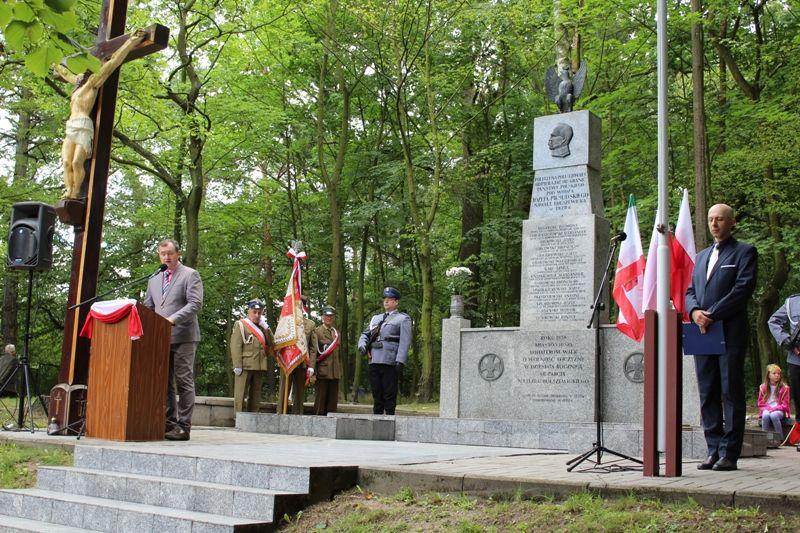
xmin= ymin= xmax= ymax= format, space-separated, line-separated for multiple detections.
xmin=2 ymin=427 xmax=798 ymax=511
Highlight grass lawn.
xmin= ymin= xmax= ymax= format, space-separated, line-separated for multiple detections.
xmin=0 ymin=397 xmax=50 ymax=429
xmin=0 ymin=443 xmax=72 ymax=489
xmin=279 ymin=487 xmax=800 ymax=532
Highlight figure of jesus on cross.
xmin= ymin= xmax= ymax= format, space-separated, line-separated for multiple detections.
xmin=55 ymin=30 xmax=147 ymax=199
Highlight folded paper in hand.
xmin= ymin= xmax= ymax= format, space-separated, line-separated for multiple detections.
xmin=683 ymin=320 xmax=725 ymax=355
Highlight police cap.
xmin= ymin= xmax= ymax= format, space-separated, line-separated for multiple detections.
xmin=246 ymin=299 xmax=264 ymax=310
xmin=322 ymin=306 xmax=336 ymax=316
xmin=383 ymin=287 xmax=401 ymax=299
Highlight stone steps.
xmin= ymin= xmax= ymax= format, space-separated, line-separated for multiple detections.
xmin=0 ymin=442 xmax=358 ymax=532
xmin=0 ymin=513 xmax=94 ymax=533
xmin=72 ymin=445 xmax=356 ymax=495
xmin=36 ymin=466 xmax=304 ymax=521
xmin=0 ymin=488 xmax=266 ymax=532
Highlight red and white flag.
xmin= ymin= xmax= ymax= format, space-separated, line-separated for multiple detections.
xmin=272 ymin=247 xmax=309 ymax=375
xmin=670 ymin=188 xmax=696 ymax=321
xmin=641 ymin=189 xmax=697 ymax=320
xmin=613 ymin=195 xmax=647 ymax=341
xmin=642 ymin=209 xmax=659 ymax=314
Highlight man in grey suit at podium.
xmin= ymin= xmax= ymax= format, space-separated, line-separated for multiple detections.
xmin=144 ymin=239 xmax=204 ymax=441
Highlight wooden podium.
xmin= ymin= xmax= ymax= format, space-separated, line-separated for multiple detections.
xmin=85 ymin=304 xmax=171 ymax=441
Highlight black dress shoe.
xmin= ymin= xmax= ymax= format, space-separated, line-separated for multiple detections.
xmin=165 ymin=427 xmax=190 ymax=441
xmin=697 ymin=455 xmax=718 ymax=470
xmin=712 ymin=457 xmax=737 ymax=471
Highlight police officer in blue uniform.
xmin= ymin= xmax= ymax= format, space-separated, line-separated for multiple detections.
xmin=769 ymin=294 xmax=800 ymax=420
xmin=358 ymin=287 xmax=412 ymax=415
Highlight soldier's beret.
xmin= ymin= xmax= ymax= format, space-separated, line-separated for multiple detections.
xmin=246 ymin=299 xmax=264 ymax=310
xmin=383 ymin=287 xmax=401 ymax=299
xmin=322 ymin=306 xmax=336 ymax=316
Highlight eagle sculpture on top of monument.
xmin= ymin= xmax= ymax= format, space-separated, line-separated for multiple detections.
xmin=545 ymin=60 xmax=587 ymax=114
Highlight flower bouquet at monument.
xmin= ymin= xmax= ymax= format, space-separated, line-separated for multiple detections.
xmin=445 ymin=266 xmax=473 ymax=318
xmin=445 ymin=266 xmax=473 ymax=295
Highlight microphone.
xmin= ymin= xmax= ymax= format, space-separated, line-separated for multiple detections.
xmin=610 ymin=231 xmax=627 ymax=243
xmin=68 ymin=264 xmax=168 ymax=310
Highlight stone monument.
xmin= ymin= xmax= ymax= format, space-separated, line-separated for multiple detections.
xmin=440 ymin=109 xmax=700 ymax=430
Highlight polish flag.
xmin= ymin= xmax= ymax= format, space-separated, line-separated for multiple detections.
xmin=670 ymin=189 xmax=697 ymax=321
xmin=642 ymin=210 xmax=659 ymax=314
xmin=613 ymin=195 xmax=647 ymax=342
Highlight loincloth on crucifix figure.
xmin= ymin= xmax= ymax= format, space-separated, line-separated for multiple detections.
xmin=55 ymin=30 xmax=147 ymax=199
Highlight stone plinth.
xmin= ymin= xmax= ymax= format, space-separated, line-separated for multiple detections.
xmin=440 ymin=323 xmax=701 ymax=426
xmin=520 ymin=215 xmax=610 ymax=329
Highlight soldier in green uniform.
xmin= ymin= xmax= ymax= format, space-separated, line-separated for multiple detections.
xmin=230 ymin=299 xmax=272 ymax=412
xmin=312 ymin=306 xmax=341 ymax=415
xmin=277 ymin=297 xmax=317 ymax=414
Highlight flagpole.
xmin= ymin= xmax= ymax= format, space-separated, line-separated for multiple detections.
xmin=656 ymin=0 xmax=670 ymax=451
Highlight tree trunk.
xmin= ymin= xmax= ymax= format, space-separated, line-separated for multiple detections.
xmin=260 ymin=173 xmax=277 ymax=395
xmin=351 ymin=224 xmax=369 ymax=402
xmin=183 ymin=151 xmax=203 ymax=268
xmin=458 ymin=80 xmax=483 ymax=320
xmin=553 ymin=0 xmax=571 ymax=71
xmin=691 ymin=0 xmax=709 ymax=249
xmin=2 ymin=98 xmax=32 ymax=345
xmin=756 ymin=166 xmax=787 ymax=371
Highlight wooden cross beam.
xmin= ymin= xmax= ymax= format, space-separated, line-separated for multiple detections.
xmin=55 ymin=0 xmax=169 ymax=386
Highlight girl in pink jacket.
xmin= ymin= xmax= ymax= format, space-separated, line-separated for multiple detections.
xmin=758 ymin=364 xmax=791 ymax=434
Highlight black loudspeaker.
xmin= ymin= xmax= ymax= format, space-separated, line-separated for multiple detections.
xmin=7 ymin=202 xmax=56 ymax=271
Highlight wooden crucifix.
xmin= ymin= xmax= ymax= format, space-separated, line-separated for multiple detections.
xmin=54 ymin=0 xmax=169 ymax=388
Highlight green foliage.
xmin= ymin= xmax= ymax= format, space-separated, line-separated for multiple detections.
xmin=0 ymin=444 xmax=72 ymax=489
xmin=1 ymin=0 xmax=87 ymax=77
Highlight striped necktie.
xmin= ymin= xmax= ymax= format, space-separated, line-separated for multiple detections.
xmin=162 ymin=270 xmax=172 ymax=295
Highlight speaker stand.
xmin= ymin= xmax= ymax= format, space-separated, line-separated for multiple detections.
xmin=0 ymin=271 xmax=41 ymax=432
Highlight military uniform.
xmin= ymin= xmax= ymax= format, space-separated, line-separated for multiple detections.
xmin=230 ymin=315 xmax=273 ymax=413
xmin=312 ymin=307 xmax=342 ymax=415
xmin=769 ymin=294 xmax=800 ymax=417
xmin=277 ymin=316 xmax=317 ymax=414
xmin=358 ymin=288 xmax=412 ymax=415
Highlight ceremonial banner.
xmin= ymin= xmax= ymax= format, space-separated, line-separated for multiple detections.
xmin=613 ymin=195 xmax=646 ymax=341
xmin=79 ymin=298 xmax=143 ymax=340
xmin=273 ymin=247 xmax=309 ymax=374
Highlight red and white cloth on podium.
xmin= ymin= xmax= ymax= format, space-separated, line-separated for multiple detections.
xmin=79 ymin=298 xmax=143 ymax=340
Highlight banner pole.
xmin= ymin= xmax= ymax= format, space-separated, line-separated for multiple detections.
xmin=282 ymin=370 xmax=290 ymax=415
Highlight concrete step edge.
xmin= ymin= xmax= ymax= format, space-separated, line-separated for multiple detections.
xmin=0 ymin=513 xmax=93 ymax=533
xmin=37 ymin=466 xmax=301 ymax=496
xmin=0 ymin=488 xmax=268 ymax=527
xmin=73 ymin=446 xmax=314 ymax=491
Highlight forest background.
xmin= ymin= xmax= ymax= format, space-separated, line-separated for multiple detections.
xmin=0 ymin=0 xmax=798 ymax=403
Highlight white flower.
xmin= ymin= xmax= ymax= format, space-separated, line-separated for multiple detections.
xmin=445 ymin=266 xmax=473 ymax=295
xmin=445 ymin=266 xmax=472 ymax=278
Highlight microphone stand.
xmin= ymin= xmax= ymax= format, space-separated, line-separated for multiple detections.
xmin=566 ymin=236 xmax=643 ymax=472
xmin=68 ymin=267 xmax=165 ymax=310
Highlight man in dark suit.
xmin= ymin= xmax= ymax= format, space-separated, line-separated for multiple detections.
xmin=144 ymin=239 xmax=204 ymax=441
xmin=685 ymin=204 xmax=757 ymax=471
